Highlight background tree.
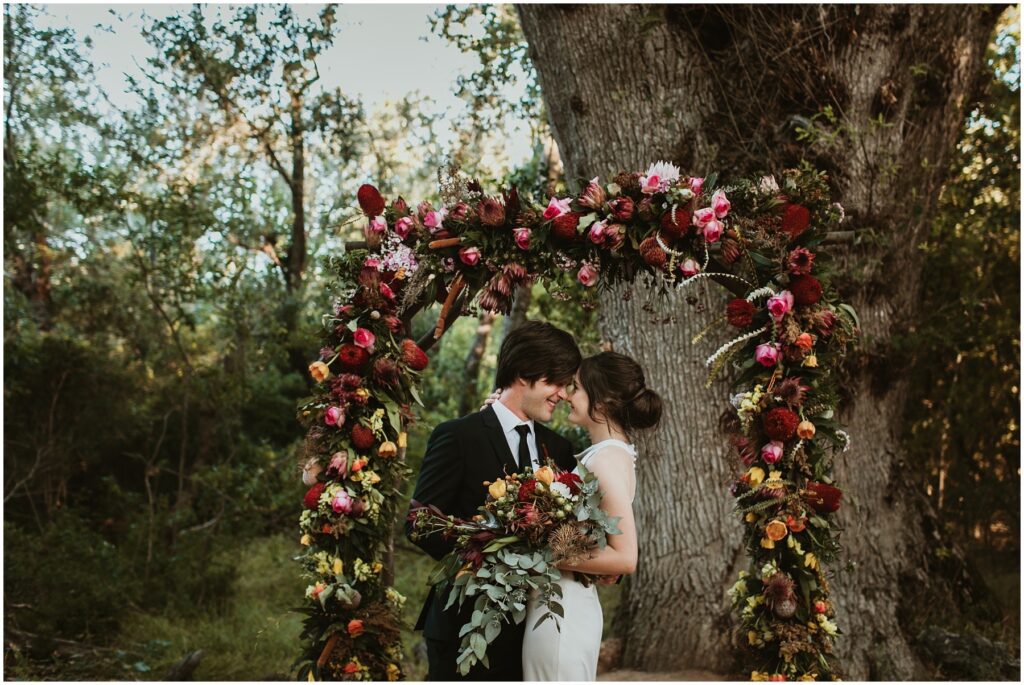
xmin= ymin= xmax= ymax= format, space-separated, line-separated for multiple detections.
xmin=517 ymin=4 xmax=1005 ymax=678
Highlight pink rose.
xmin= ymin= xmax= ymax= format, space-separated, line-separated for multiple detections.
xmin=380 ymin=282 xmax=395 ymax=299
xmin=368 ymin=216 xmax=387 ymax=234
xmin=543 ymin=197 xmax=572 ymax=220
xmin=328 ymin=451 xmax=348 ymax=478
xmin=577 ymin=263 xmax=599 ymax=287
xmin=640 ymin=174 xmax=661 ymax=195
xmin=423 ymin=208 xmax=447 ymax=231
xmin=689 ymin=177 xmax=705 ymax=195
xmin=513 ymin=227 xmax=532 ymax=250
xmin=761 ymin=441 xmax=784 ymax=465
xmin=703 ymin=219 xmax=724 ymax=243
xmin=588 ymin=220 xmax=608 ymax=244
xmin=458 ymin=246 xmax=481 ymax=266
xmin=755 ymin=343 xmax=779 ymax=367
xmin=692 ymin=207 xmax=715 ymax=228
xmin=767 ymin=291 xmax=794 ymax=321
xmin=352 ymin=328 xmax=376 ymax=350
xmin=394 ymin=216 xmax=414 ymax=239
xmin=324 ymin=406 xmax=345 ymax=427
xmin=680 ymin=258 xmax=701 ymax=278
xmin=332 ymin=490 xmax=354 ymax=514
xmin=711 ymin=190 xmax=731 ymax=219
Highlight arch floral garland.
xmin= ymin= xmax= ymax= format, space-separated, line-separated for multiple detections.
xmin=295 ymin=162 xmax=856 ymax=681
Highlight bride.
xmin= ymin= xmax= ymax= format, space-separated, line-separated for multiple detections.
xmin=519 ymin=351 xmax=662 ymax=681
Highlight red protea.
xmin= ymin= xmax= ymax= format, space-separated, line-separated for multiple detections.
xmin=578 ymin=177 xmax=605 ymax=209
xmin=789 ymin=274 xmax=823 ymax=305
xmin=609 ymin=196 xmax=634 ymax=222
xmin=477 ymin=196 xmax=506 ymax=227
xmin=555 ymin=472 xmax=583 ymax=494
xmin=638 ymin=236 xmax=667 ymax=269
xmin=372 ymin=357 xmax=400 ymax=388
xmin=763 ymin=407 xmax=800 ymax=441
xmin=518 ymin=478 xmax=537 ymax=502
xmin=382 ymin=314 xmax=403 ymax=334
xmin=726 ymin=298 xmax=755 ymax=328
xmin=813 ymin=309 xmax=838 ymax=337
xmin=637 ymin=197 xmax=656 ymax=222
xmin=774 ymin=377 xmax=810 ymax=408
xmin=401 ymin=339 xmax=429 ymax=371
xmin=336 ymin=344 xmax=370 ymax=372
xmin=804 ymin=481 xmax=842 ymax=513
xmin=350 ymin=424 xmax=376 ymax=451
xmin=303 ymin=481 xmax=326 ymax=510
xmin=781 ymin=203 xmax=811 ymax=239
xmin=357 ymin=184 xmax=386 ymax=217
xmin=551 ymin=212 xmax=580 ymax=240
xmin=660 ymin=207 xmax=691 ymax=240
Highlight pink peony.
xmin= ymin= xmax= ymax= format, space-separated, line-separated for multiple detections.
xmin=755 ymin=343 xmax=780 ymax=367
xmin=368 ymin=216 xmax=387 ymax=234
xmin=394 ymin=216 xmax=414 ymax=239
xmin=588 ymin=220 xmax=608 ymax=244
xmin=423 ymin=208 xmax=447 ymax=231
xmin=513 ymin=227 xmax=532 ymax=250
xmin=711 ymin=190 xmax=731 ymax=219
xmin=324 ymin=406 xmax=345 ymax=427
xmin=692 ymin=207 xmax=715 ymax=227
xmin=761 ymin=441 xmax=784 ymax=465
xmin=543 ymin=197 xmax=572 ymax=220
xmin=680 ymin=258 xmax=701 ymax=278
xmin=577 ymin=263 xmax=599 ymax=287
xmin=458 ymin=246 xmax=481 ymax=266
xmin=352 ymin=328 xmax=376 ymax=350
xmin=767 ymin=291 xmax=794 ymax=321
xmin=689 ymin=177 xmax=705 ymax=195
xmin=703 ymin=219 xmax=724 ymax=243
xmin=332 ymin=490 xmax=354 ymax=514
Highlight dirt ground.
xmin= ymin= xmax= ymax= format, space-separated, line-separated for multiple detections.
xmin=599 ymin=669 xmax=730 ymax=681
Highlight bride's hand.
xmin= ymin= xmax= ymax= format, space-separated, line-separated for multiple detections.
xmin=595 ymin=574 xmax=621 ymax=586
xmin=479 ymin=388 xmax=504 ymax=411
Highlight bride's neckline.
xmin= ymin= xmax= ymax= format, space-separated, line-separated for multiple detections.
xmin=578 ymin=438 xmax=636 ymax=456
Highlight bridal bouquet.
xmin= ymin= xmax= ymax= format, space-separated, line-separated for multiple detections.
xmin=408 ymin=461 xmax=619 ymax=675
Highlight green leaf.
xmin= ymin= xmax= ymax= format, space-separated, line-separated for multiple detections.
xmin=578 ymin=212 xmax=597 ymax=230
xmin=470 ymin=632 xmax=487 ymax=660
xmin=484 ymin=619 xmax=501 ymax=643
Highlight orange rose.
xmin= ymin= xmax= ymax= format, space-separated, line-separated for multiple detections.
xmin=534 ymin=466 xmax=555 ymax=485
xmin=347 ymin=619 xmax=364 ymax=638
xmin=786 ymin=515 xmax=807 ymax=533
xmin=308 ymin=361 xmax=330 ymax=383
xmin=488 ymin=479 xmax=507 ymax=499
xmin=765 ymin=519 xmax=789 ymax=542
xmin=343 ymin=661 xmax=359 ymax=675
xmin=351 ymin=458 xmax=368 ymax=473
xmin=795 ymin=333 xmax=814 ymax=352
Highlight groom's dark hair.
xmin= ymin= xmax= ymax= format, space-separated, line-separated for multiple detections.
xmin=495 ymin=320 xmax=581 ymax=389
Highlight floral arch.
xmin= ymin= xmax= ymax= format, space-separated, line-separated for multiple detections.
xmin=295 ymin=163 xmax=856 ymax=681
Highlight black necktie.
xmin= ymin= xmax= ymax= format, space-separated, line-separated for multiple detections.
xmin=514 ymin=424 xmax=532 ymax=473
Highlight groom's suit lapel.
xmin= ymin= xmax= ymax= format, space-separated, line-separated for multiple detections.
xmin=480 ymin=405 xmax=519 ymax=475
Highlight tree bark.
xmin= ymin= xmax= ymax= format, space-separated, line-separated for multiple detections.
xmin=459 ymin=312 xmax=496 ymax=416
xmin=518 ymin=4 xmax=1001 ymax=679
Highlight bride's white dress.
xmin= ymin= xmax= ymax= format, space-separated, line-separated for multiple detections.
xmin=521 ymin=439 xmax=637 ymax=681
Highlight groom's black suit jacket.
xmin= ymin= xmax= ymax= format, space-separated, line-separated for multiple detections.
xmin=405 ymin=405 xmax=576 ymax=680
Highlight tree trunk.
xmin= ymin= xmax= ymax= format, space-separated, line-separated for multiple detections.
xmin=286 ymin=90 xmax=310 ymax=377
xmin=459 ymin=312 xmax=496 ymax=416
xmin=518 ymin=4 xmax=1001 ymax=679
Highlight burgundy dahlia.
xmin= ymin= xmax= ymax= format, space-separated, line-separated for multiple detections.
xmin=518 ymin=478 xmax=537 ymax=502
xmin=726 ymin=299 xmax=756 ymax=328
xmin=336 ymin=344 xmax=370 ymax=372
xmin=789 ymin=274 xmax=823 ymax=306
xmin=763 ymin=406 xmax=800 ymax=441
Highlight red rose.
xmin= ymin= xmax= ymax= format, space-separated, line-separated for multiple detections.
xmin=609 ymin=196 xmax=635 ymax=222
xmin=763 ymin=407 xmax=800 ymax=441
xmin=781 ymin=203 xmax=811 ymax=239
xmin=336 ymin=344 xmax=369 ymax=372
xmin=804 ymin=481 xmax=842 ymax=513
xmin=351 ymin=424 xmax=376 ymax=451
xmin=303 ymin=482 xmax=326 ymax=510
xmin=357 ymin=184 xmax=386 ymax=217
xmin=555 ymin=472 xmax=583 ymax=494
xmin=401 ymin=339 xmax=429 ymax=371
xmin=789 ymin=274 xmax=823 ymax=306
xmin=518 ymin=478 xmax=537 ymax=502
xmin=551 ymin=212 xmax=580 ymax=241
xmin=659 ymin=207 xmax=691 ymax=240
xmin=726 ymin=299 xmax=755 ymax=328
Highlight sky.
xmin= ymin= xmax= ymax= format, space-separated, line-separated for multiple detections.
xmin=34 ymin=3 xmax=535 ymax=167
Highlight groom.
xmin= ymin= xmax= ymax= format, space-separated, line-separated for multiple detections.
xmin=405 ymin=320 xmax=581 ymax=681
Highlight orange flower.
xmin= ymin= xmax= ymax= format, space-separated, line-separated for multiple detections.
xmin=794 ymin=333 xmax=814 ymax=352
xmin=343 ymin=661 xmax=360 ymax=675
xmin=534 ymin=466 xmax=555 ymax=485
xmin=308 ymin=361 xmax=330 ymax=383
xmin=378 ymin=441 xmax=398 ymax=458
xmin=351 ymin=458 xmax=368 ymax=473
xmin=347 ymin=619 xmax=365 ymax=638
xmin=786 ymin=515 xmax=807 ymax=533
xmin=797 ymin=420 xmax=816 ymax=440
xmin=765 ymin=519 xmax=789 ymax=542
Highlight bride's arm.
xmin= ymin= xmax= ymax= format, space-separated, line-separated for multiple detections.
xmin=557 ymin=449 xmax=637 ymax=576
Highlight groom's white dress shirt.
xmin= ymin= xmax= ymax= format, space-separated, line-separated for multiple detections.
xmin=491 ymin=398 xmax=540 ymax=470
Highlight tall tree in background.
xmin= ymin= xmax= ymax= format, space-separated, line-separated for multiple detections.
xmin=518 ymin=4 xmax=1003 ymax=678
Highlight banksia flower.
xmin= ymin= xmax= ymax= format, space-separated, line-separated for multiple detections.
xmin=726 ymin=299 xmax=755 ymax=328
xmin=789 ymin=274 xmax=823 ymax=306
xmin=548 ymin=522 xmax=594 ymax=565
xmin=804 ymin=481 xmax=842 ymax=513
xmin=350 ymin=424 xmax=376 ymax=451
xmin=551 ymin=212 xmax=581 ymax=241
xmin=400 ymin=339 xmax=429 ymax=371
xmin=639 ymin=236 xmax=667 ymax=269
xmin=781 ymin=203 xmax=811 ymax=239
xmin=660 ymin=207 xmax=691 ymax=240
xmin=303 ymin=482 xmax=326 ymax=509
xmin=357 ymin=184 xmax=386 ymax=217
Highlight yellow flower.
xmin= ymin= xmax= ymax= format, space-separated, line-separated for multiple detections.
xmin=488 ymin=479 xmax=507 ymax=499
xmin=332 ymin=558 xmax=344 ymax=575
xmin=308 ymin=669 xmax=316 ymax=682
xmin=760 ymin=537 xmax=775 ymax=549
xmin=747 ymin=467 xmax=766 ymax=487
xmin=455 ymin=563 xmax=474 ymax=579
xmin=386 ymin=664 xmax=400 ymax=682
xmin=534 ymin=466 xmax=555 ymax=485
xmin=308 ymin=361 xmax=330 ymax=383
xmin=751 ymin=671 xmax=769 ymax=681
xmin=802 ymin=354 xmax=819 ymax=368
xmin=378 ymin=441 xmax=398 ymax=458
xmin=745 ymin=512 xmax=759 ymax=523
xmin=300 ymin=534 xmax=312 ymax=546
xmin=804 ymin=552 xmax=819 ymax=570
xmin=366 ymin=470 xmax=381 ymax=485
xmin=747 ymin=631 xmax=760 ymax=646
xmin=397 ymin=431 xmax=408 ymax=449
xmin=355 ymin=388 xmax=370 ymax=400
xmin=799 ymin=674 xmax=817 ymax=681
xmin=372 ymin=561 xmax=383 ymax=574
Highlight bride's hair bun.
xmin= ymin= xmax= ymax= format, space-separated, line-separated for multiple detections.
xmin=578 ymin=352 xmax=663 ymax=434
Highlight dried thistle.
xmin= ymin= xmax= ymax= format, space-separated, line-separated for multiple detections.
xmin=548 ymin=522 xmax=596 ymax=565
